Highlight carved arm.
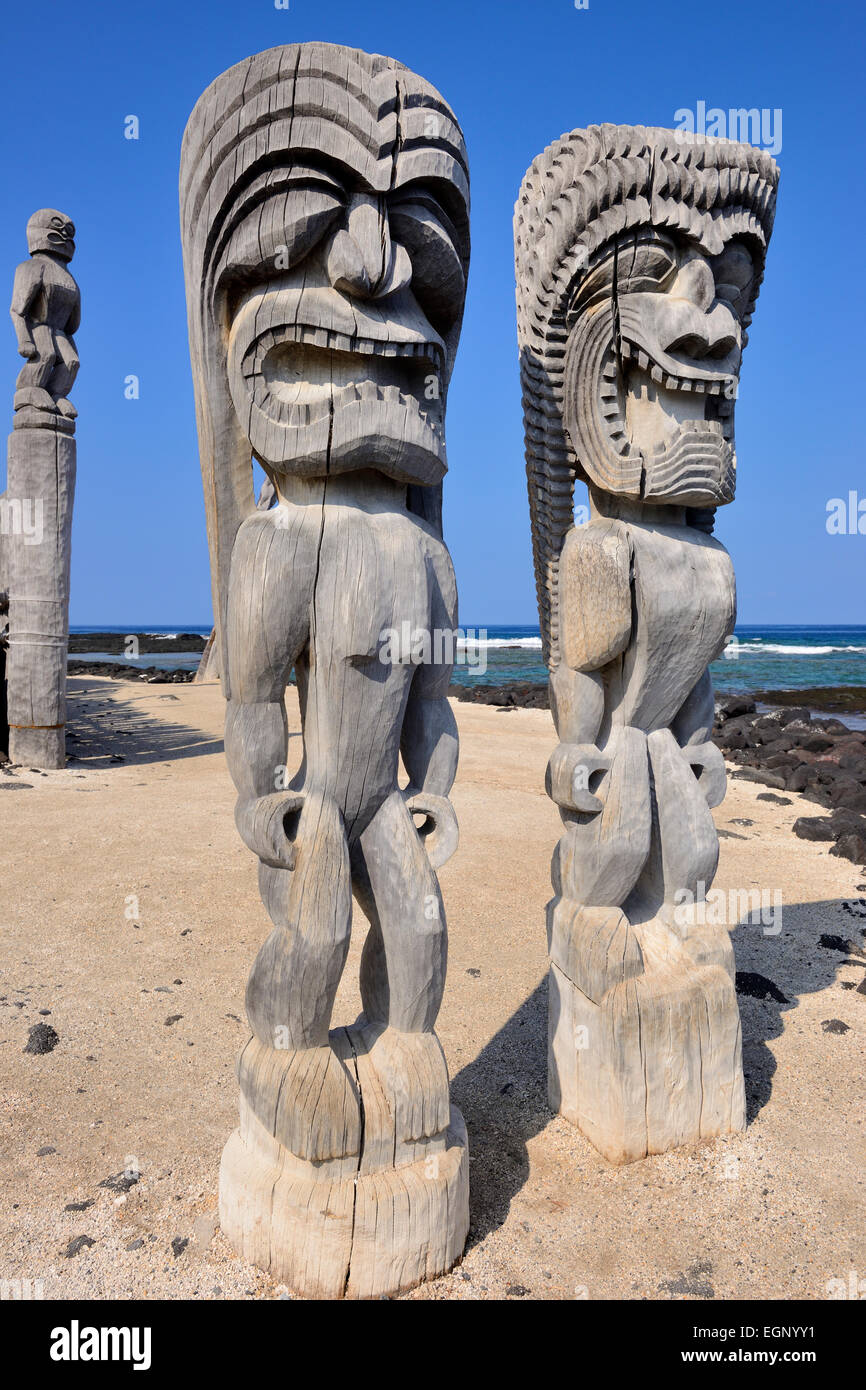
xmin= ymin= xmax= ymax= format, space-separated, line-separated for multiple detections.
xmin=671 ymin=667 xmax=726 ymax=808
xmin=9 ymin=261 xmax=41 ymax=357
xmin=547 ymin=519 xmax=633 ymax=813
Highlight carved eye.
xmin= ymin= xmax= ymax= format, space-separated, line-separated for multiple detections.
xmin=389 ymin=184 xmax=466 ymax=333
xmin=219 ymin=165 xmax=345 ymax=290
xmin=711 ymin=243 xmax=754 ymax=318
xmin=569 ymin=233 xmax=677 ymax=316
xmin=276 ymin=168 xmax=345 ymax=265
xmin=617 ymin=237 xmax=678 ymax=293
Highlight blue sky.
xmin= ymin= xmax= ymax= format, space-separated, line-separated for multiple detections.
xmin=1 ymin=0 xmax=862 ymax=626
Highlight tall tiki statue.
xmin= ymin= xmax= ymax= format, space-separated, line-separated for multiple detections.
xmin=515 ymin=127 xmax=778 ymax=1163
xmin=4 ymin=209 xmax=79 ymax=768
xmin=181 ymin=44 xmax=470 ymax=1297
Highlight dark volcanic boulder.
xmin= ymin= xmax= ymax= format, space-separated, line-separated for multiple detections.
xmin=814 ymin=718 xmax=853 ymax=736
xmin=764 ymin=753 xmax=799 ymax=772
xmin=784 ymin=719 xmax=816 ymax=737
xmin=754 ymin=707 xmax=810 ymax=730
xmin=715 ymin=696 xmax=757 ymax=722
xmin=716 ymin=725 xmax=748 ymax=751
xmin=753 ymin=725 xmax=793 ymax=746
xmin=799 ymin=733 xmax=836 ymax=753
xmin=830 ymin=833 xmax=866 ymax=867
xmin=731 ymin=767 xmax=787 ymax=790
xmin=793 ymin=816 xmax=837 ymax=843
xmin=794 ymin=809 xmax=866 ymax=844
xmin=801 ymin=786 xmax=834 ymax=808
xmin=786 ymin=765 xmax=817 ymax=793
xmin=834 ymin=787 xmax=866 ymax=814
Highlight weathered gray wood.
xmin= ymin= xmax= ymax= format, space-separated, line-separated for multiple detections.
xmin=4 ymin=210 xmax=79 ymax=769
xmin=181 ymin=42 xmax=471 ymax=1297
xmin=515 ymin=126 xmax=779 ymax=1163
xmin=194 ymin=479 xmax=276 ymax=683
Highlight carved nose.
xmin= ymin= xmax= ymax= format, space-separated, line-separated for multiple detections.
xmin=666 ymin=302 xmax=740 ymax=360
xmin=665 ymin=258 xmax=741 ymax=360
xmin=325 ymin=193 xmax=411 ymax=300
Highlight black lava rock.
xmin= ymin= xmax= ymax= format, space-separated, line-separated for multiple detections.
xmin=64 ymin=1235 xmax=95 ymax=1258
xmin=23 ymin=1023 xmax=59 ymax=1055
xmin=830 ymin=834 xmax=866 ymax=868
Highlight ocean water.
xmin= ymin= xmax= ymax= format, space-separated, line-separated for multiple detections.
xmin=69 ymin=626 xmax=212 ymax=674
xmin=448 ymin=624 xmax=866 ymax=693
xmin=69 ymin=623 xmax=866 ymax=694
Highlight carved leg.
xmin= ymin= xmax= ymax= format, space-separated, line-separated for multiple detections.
xmin=333 ymin=791 xmax=468 ymax=1297
xmin=355 ymin=791 xmax=450 ymax=1134
xmin=49 ymin=330 xmax=80 ymax=416
xmin=14 ymin=323 xmax=58 ymax=413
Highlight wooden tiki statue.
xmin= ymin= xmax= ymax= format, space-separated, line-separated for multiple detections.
xmin=180 ymin=43 xmax=471 ymax=1296
xmin=515 ymin=127 xmax=778 ymax=1163
xmin=4 ymin=209 xmax=79 ymax=768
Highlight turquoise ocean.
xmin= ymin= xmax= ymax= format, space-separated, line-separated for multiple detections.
xmin=70 ymin=624 xmax=866 ymax=697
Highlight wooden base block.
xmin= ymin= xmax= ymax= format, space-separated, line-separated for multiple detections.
xmin=219 ymin=1023 xmax=469 ymax=1298
xmin=8 ymin=726 xmax=65 ymax=769
xmin=220 ymin=1106 xmax=468 ymax=1299
xmin=549 ymin=931 xmax=745 ymax=1164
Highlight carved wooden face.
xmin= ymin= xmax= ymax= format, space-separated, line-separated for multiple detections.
xmin=564 ymin=229 xmax=757 ymax=507
xmin=26 ymin=210 xmax=76 ymax=262
xmin=213 ymin=57 xmax=470 ymax=487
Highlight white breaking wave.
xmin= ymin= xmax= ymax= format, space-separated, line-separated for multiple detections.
xmin=456 ymin=636 xmax=543 ymax=650
xmin=730 ymin=643 xmax=866 ymax=656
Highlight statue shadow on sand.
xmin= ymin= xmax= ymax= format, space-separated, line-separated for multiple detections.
xmin=452 ymin=897 xmax=865 ymax=1247
xmin=63 ymin=678 xmax=235 ymax=767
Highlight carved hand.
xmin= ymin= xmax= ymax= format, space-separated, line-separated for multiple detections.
xmin=404 ymin=790 xmax=458 ymax=869
xmin=545 ymin=742 xmax=611 ymax=813
xmin=234 ymin=790 xmax=305 ymax=870
xmin=17 ymin=340 xmax=37 ymax=360
xmin=683 ymin=740 xmax=727 ymax=809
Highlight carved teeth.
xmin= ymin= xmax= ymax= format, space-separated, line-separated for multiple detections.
xmin=250 ymin=324 xmax=444 ymax=373
xmin=253 ymin=371 xmax=443 ymax=433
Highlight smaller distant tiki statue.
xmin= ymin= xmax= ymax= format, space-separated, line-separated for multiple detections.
xmin=181 ymin=44 xmax=471 ymax=1296
xmin=515 ymin=127 xmax=778 ymax=1163
xmin=4 ymin=210 xmax=79 ymax=768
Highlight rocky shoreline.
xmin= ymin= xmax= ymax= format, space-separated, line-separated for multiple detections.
xmin=451 ymin=681 xmax=866 ymax=717
xmin=714 ymin=695 xmax=866 ymax=869
xmin=69 ymin=632 xmax=207 ymax=655
xmin=68 ymin=661 xmax=194 ymax=683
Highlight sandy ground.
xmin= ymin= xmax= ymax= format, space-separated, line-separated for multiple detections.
xmin=1 ymin=676 xmax=864 ymax=1302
